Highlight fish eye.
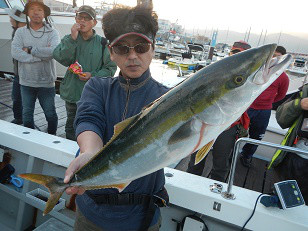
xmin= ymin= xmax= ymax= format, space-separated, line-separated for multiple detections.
xmin=233 ymin=76 xmax=245 ymax=85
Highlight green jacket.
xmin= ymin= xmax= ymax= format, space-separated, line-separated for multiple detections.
xmin=269 ymin=84 xmax=308 ymax=168
xmin=53 ymin=31 xmax=117 ymax=103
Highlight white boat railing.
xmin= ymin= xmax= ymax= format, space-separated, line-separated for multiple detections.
xmin=222 ymin=137 xmax=308 ymax=200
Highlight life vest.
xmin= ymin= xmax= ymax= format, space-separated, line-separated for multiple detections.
xmin=268 ymin=93 xmax=304 ymax=169
xmin=268 ymin=118 xmax=299 ymax=169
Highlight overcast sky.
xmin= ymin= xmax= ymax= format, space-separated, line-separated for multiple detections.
xmin=62 ymin=0 xmax=308 ymax=35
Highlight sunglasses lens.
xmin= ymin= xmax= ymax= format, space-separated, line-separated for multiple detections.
xmin=112 ymin=43 xmax=151 ymax=55
xmin=134 ymin=44 xmax=151 ymax=54
xmin=113 ymin=45 xmax=129 ymax=55
xmin=76 ymin=14 xmax=92 ymax=21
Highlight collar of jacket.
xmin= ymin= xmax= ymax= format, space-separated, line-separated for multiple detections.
xmin=29 ymin=23 xmax=53 ymax=32
xmin=78 ymin=29 xmax=96 ymax=41
xmin=119 ymin=69 xmax=151 ymax=91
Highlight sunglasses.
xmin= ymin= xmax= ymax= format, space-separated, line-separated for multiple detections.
xmin=76 ymin=14 xmax=93 ymax=21
xmin=111 ymin=43 xmax=152 ymax=55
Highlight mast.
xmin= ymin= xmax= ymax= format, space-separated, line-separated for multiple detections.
xmin=225 ymin=27 xmax=229 ymax=44
xmin=263 ymin=29 xmax=267 ymax=45
xmin=277 ymin=30 xmax=282 ymax=44
xmin=257 ymin=29 xmax=263 ymax=47
xmin=246 ymin=26 xmax=251 ymax=43
xmin=244 ymin=28 xmax=247 ymax=41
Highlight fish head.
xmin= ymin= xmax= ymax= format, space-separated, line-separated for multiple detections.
xmin=192 ymin=43 xmax=292 ymax=127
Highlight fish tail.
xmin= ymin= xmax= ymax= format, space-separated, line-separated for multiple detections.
xmin=19 ymin=173 xmax=66 ymax=215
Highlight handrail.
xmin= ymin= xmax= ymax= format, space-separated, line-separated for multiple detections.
xmin=221 ymin=137 xmax=308 ymax=200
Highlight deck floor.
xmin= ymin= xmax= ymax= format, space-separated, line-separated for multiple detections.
xmin=0 ymin=78 xmax=66 ymax=138
xmin=1 ymin=77 xmax=280 ymax=193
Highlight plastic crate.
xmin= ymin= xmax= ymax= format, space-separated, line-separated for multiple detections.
xmin=26 ymin=188 xmax=65 ymax=212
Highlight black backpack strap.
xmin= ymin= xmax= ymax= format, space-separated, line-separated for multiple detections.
xmin=100 ymin=37 xmax=108 ymax=66
xmin=101 ymin=37 xmax=107 ymax=54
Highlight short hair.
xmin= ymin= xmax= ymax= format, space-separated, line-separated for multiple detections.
xmin=230 ymin=49 xmax=241 ymax=55
xmin=276 ymin=46 xmax=287 ymax=55
xmin=102 ymin=5 xmax=158 ymax=44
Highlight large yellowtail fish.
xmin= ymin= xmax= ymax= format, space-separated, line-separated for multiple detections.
xmin=20 ymin=44 xmax=292 ymax=215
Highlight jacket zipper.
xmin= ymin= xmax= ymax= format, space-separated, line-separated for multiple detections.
xmin=122 ymin=78 xmax=131 ymax=120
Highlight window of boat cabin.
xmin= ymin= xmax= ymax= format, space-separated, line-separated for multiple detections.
xmin=1 ymin=0 xmax=24 ymax=9
xmin=294 ymin=60 xmax=306 ymax=68
xmin=0 ymin=0 xmax=8 ymax=8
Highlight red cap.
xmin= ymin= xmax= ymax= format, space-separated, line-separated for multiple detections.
xmin=231 ymin=40 xmax=251 ymax=52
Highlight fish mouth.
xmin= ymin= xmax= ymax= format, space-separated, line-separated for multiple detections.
xmin=253 ymin=45 xmax=292 ymax=85
xmin=267 ymin=53 xmax=292 ymax=77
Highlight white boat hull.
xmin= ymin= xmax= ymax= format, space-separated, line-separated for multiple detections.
xmin=0 ymin=119 xmax=307 ymax=231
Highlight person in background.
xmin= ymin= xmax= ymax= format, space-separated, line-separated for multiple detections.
xmin=53 ymin=5 xmax=117 ymax=141
xmin=269 ymin=83 xmax=308 ymax=203
xmin=11 ymin=0 xmax=60 ymax=135
xmin=187 ymin=41 xmax=251 ymax=182
xmin=63 ymin=5 xmax=169 ymax=231
xmin=240 ymin=46 xmax=290 ymax=167
xmin=228 ymin=40 xmax=251 ymax=55
xmin=5 ymin=6 xmax=26 ymax=125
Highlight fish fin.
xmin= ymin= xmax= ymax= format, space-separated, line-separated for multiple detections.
xmin=84 ymin=182 xmax=131 ymax=192
xmin=142 ymin=95 xmax=163 ymax=110
xmin=114 ymin=116 xmax=138 ymax=136
xmin=19 ymin=173 xmax=66 ymax=215
xmin=194 ymin=140 xmax=215 ymax=165
xmin=168 ymin=120 xmax=194 ymax=145
xmin=102 ymin=115 xmax=139 ymax=149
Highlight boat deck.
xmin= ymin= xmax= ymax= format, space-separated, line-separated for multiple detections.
xmin=0 ymin=78 xmax=66 ymax=138
xmin=0 ymin=77 xmax=280 ymax=193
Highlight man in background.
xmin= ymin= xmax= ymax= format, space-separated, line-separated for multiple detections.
xmin=269 ymin=83 xmax=308 ymax=203
xmin=53 ymin=5 xmax=117 ymax=141
xmin=5 ymin=6 xmax=26 ymax=125
xmin=240 ymin=46 xmax=290 ymax=167
xmin=11 ymin=0 xmax=60 ymax=135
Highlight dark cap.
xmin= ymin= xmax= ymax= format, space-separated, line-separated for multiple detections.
xmin=24 ymin=0 xmax=51 ymax=17
xmin=77 ymin=5 xmax=96 ymax=20
xmin=231 ymin=40 xmax=251 ymax=52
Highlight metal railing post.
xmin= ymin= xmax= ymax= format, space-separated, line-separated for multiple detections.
xmin=221 ymin=137 xmax=308 ymax=200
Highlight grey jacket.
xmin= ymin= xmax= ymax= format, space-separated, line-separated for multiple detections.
xmin=11 ymin=24 xmax=60 ymax=88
